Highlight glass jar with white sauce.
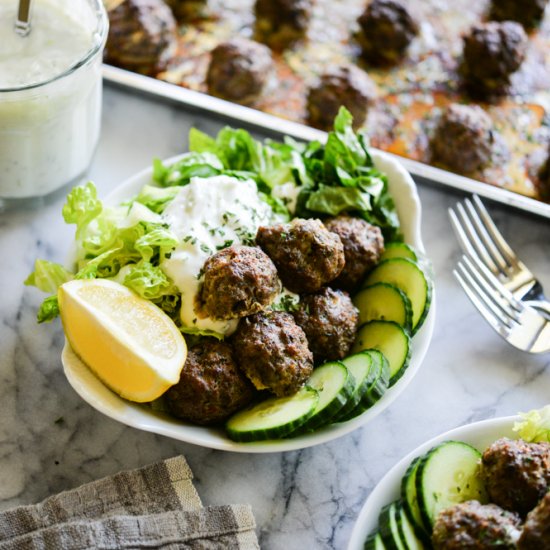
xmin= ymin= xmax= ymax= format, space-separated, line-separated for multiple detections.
xmin=0 ymin=0 xmax=108 ymax=206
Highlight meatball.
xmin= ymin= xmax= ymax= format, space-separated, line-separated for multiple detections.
xmin=461 ymin=21 xmax=528 ymax=98
xmin=481 ymin=437 xmax=550 ymax=517
xmin=254 ymin=0 xmax=312 ymax=51
xmin=206 ymin=37 xmax=273 ymax=105
xmin=256 ymin=218 xmax=345 ymax=294
xmin=165 ymin=338 xmax=255 ymax=425
xmin=293 ymin=287 xmax=359 ymax=363
xmin=357 ymin=0 xmax=419 ymax=65
xmin=104 ymin=0 xmax=177 ymax=76
xmin=430 ymin=103 xmax=496 ymax=174
xmin=165 ymin=0 xmax=206 ymax=20
xmin=489 ymin=0 xmax=548 ymax=30
xmin=538 ymin=145 xmax=550 ymax=201
xmin=518 ymin=492 xmax=550 ymax=550
xmin=432 ymin=501 xmax=521 ymax=550
xmin=196 ymin=245 xmax=280 ymax=321
xmin=306 ymin=65 xmax=377 ymax=131
xmin=232 ymin=311 xmax=313 ymax=397
xmin=324 ymin=215 xmax=384 ymax=291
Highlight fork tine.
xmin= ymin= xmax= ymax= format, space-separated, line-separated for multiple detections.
xmin=450 ymin=202 xmax=500 ymax=275
xmin=464 ymin=198 xmax=510 ymax=273
xmin=461 ymin=256 xmax=522 ymax=322
xmin=462 ymin=254 xmax=524 ymax=314
xmin=449 ymin=207 xmax=478 ymax=257
xmin=453 ymin=267 xmax=511 ymax=338
xmin=458 ymin=259 xmax=518 ymax=327
xmin=471 ymin=195 xmax=520 ymax=269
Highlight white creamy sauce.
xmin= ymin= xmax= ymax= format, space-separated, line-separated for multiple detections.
xmin=0 ymin=0 xmax=103 ymax=199
xmin=271 ymin=181 xmax=300 ymax=214
xmin=0 ymin=1 xmax=93 ymax=88
xmin=160 ymin=175 xmax=276 ymax=336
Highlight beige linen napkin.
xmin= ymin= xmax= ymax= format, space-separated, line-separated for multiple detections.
xmin=0 ymin=456 xmax=259 ymax=549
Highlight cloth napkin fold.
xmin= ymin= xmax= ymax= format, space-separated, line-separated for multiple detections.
xmin=0 ymin=456 xmax=259 ymax=550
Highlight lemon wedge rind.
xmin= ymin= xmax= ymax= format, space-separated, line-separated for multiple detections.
xmin=58 ymin=279 xmax=186 ymax=403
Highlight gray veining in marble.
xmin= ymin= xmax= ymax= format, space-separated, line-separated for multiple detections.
xmin=1 ymin=84 xmax=549 ymax=550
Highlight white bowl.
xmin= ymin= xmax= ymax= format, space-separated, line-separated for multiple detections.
xmin=347 ymin=415 xmax=519 ymax=549
xmin=61 ymin=149 xmax=436 ymax=453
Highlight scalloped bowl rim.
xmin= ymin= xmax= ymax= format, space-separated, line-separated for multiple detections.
xmin=61 ymin=148 xmax=436 ymax=453
xmin=347 ymin=415 xmax=521 ymax=549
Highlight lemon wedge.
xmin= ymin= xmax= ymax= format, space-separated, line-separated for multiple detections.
xmin=58 ymin=279 xmax=186 ymax=403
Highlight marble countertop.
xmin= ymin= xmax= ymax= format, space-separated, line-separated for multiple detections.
xmin=1 ymin=83 xmax=549 ymax=549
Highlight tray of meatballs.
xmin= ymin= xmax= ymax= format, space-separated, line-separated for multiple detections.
xmin=348 ymin=406 xmax=550 ymax=550
xmin=27 ymin=110 xmax=434 ymax=451
xmin=102 ymin=0 xmax=550 ymax=217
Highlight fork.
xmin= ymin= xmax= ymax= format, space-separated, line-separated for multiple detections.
xmin=454 ymin=254 xmax=550 ymax=353
xmin=449 ymin=194 xmax=550 ymax=319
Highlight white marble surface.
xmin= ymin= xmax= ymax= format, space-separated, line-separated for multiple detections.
xmin=1 ymin=83 xmax=550 ymax=549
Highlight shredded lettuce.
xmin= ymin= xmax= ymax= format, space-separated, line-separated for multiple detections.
xmin=27 ymin=107 xmax=402 ymax=327
xmin=152 ymin=152 xmax=223 ymax=187
xmin=135 ymin=185 xmax=181 ymax=214
xmin=62 ymin=182 xmax=102 ymax=239
xmin=24 ymin=260 xmax=73 ymax=293
xmin=513 ymin=405 xmax=550 ymax=442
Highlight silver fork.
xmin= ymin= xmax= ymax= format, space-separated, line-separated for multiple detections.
xmin=454 ymin=254 xmax=550 ymax=353
xmin=449 ymin=195 xmax=550 ymax=319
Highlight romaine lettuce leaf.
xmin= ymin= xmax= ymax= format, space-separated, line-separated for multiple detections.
xmin=295 ymin=107 xmax=401 ymax=240
xmin=62 ymin=182 xmax=102 ymax=239
xmin=25 ymin=260 xmax=73 ymax=293
xmin=152 ymin=152 xmax=224 ymax=187
xmin=513 ymin=405 xmax=550 ymax=442
xmin=122 ymin=261 xmax=178 ymax=301
xmin=135 ymin=185 xmax=181 ymax=214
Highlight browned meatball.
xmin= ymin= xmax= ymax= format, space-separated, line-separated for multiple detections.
xmin=481 ymin=437 xmax=550 ymax=517
xmin=196 ymin=245 xmax=280 ymax=321
xmin=432 ymin=500 xmax=521 ymax=550
xmin=165 ymin=0 xmax=206 ymax=20
xmin=461 ymin=21 xmax=528 ymax=98
xmin=489 ymin=0 xmax=548 ymax=30
xmin=324 ymin=215 xmax=384 ymax=291
xmin=165 ymin=338 xmax=255 ymax=425
xmin=306 ymin=65 xmax=377 ymax=132
xmin=430 ymin=104 xmax=497 ymax=174
xmin=538 ymin=145 xmax=550 ymax=201
xmin=206 ymin=38 xmax=274 ymax=105
xmin=518 ymin=492 xmax=550 ymax=550
xmin=293 ymin=287 xmax=359 ymax=363
xmin=232 ymin=311 xmax=313 ymax=397
xmin=357 ymin=0 xmax=419 ymax=66
xmin=104 ymin=0 xmax=177 ymax=76
xmin=254 ymin=0 xmax=312 ymax=51
xmin=256 ymin=218 xmax=345 ymax=293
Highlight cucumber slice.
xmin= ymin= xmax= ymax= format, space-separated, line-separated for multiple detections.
xmin=225 ymin=386 xmax=319 ymax=442
xmin=362 ymin=350 xmax=390 ymax=404
xmin=362 ymin=258 xmax=432 ymax=335
xmin=401 ymin=457 xmax=431 ymax=541
xmin=379 ymin=501 xmax=406 ymax=550
xmin=298 ymin=361 xmax=354 ymax=431
xmin=364 ymin=532 xmax=387 ymax=550
xmin=337 ymin=350 xmax=390 ymax=421
xmin=416 ymin=440 xmax=488 ymax=528
xmin=380 ymin=242 xmax=418 ymax=262
xmin=395 ymin=503 xmax=425 ymax=550
xmin=332 ymin=352 xmax=373 ymax=421
xmin=354 ymin=283 xmax=413 ymax=331
xmin=352 ymin=321 xmax=411 ymax=386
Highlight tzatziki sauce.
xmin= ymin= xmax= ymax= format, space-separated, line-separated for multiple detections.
xmin=161 ymin=175 xmax=277 ymax=337
xmin=0 ymin=0 xmax=106 ymax=200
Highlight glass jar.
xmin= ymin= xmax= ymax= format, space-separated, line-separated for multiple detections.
xmin=0 ymin=0 xmax=108 ymax=206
